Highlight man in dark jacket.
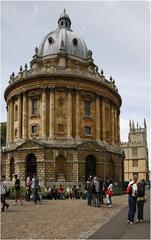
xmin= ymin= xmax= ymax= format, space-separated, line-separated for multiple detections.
xmin=85 ymin=176 xmax=93 ymax=206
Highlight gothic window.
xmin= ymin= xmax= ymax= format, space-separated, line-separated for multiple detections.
xmin=84 ymin=100 xmax=91 ymax=117
xmin=132 ymin=160 xmax=138 ymax=167
xmin=15 ymin=105 xmax=18 ymax=121
xmin=58 ymin=124 xmax=64 ymax=133
xmin=132 ymin=147 xmax=138 ymax=156
xmin=32 ymin=99 xmax=38 ymax=116
xmin=84 ymin=126 xmax=92 ymax=136
xmin=31 ymin=124 xmax=38 ymax=134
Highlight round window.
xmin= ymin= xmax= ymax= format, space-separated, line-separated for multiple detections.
xmin=48 ymin=37 xmax=54 ymax=44
xmin=73 ymin=38 xmax=78 ymax=46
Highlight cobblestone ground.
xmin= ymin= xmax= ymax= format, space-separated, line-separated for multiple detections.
xmin=1 ymin=194 xmax=128 ymax=239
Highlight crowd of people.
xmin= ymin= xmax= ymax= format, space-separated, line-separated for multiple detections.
xmin=1 ymin=172 xmax=149 ymax=226
xmin=46 ymin=184 xmax=84 ymax=200
xmin=85 ymin=176 xmax=113 ymax=207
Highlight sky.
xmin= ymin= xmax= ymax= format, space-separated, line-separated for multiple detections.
xmin=1 ymin=1 xmax=150 ymax=168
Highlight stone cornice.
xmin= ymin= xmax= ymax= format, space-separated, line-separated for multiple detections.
xmin=4 ymin=73 xmax=122 ymax=107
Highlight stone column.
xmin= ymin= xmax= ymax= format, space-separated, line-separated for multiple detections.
xmin=114 ymin=107 xmax=117 ymax=145
xmin=6 ymin=102 xmax=9 ymax=143
xmin=9 ymin=98 xmax=14 ymax=142
xmin=117 ymin=110 xmax=120 ymax=145
xmin=22 ymin=92 xmax=28 ymax=139
xmin=102 ymin=98 xmax=106 ymax=140
xmin=49 ymin=88 xmax=55 ymax=138
xmin=96 ymin=95 xmax=100 ymax=140
xmin=18 ymin=94 xmax=22 ymax=139
xmin=73 ymin=151 xmax=79 ymax=182
xmin=75 ymin=89 xmax=80 ymax=139
xmin=67 ymin=89 xmax=72 ymax=138
xmin=111 ymin=104 xmax=115 ymax=145
xmin=41 ymin=88 xmax=47 ymax=138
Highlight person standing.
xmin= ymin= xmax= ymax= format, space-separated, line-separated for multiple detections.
xmin=1 ymin=175 xmax=9 ymax=212
xmin=136 ymin=179 xmax=146 ymax=222
xmin=31 ymin=173 xmax=39 ymax=203
xmin=127 ymin=175 xmax=138 ymax=224
xmin=93 ymin=176 xmax=100 ymax=207
xmin=13 ymin=174 xmax=23 ymax=205
xmin=106 ymin=180 xmax=113 ymax=207
xmin=85 ymin=176 xmax=93 ymax=206
xmin=26 ymin=175 xmax=32 ymax=201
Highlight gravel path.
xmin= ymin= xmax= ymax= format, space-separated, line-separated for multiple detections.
xmin=1 ymin=194 xmax=128 ymax=239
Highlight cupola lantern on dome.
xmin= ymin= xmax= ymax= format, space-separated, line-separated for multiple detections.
xmin=58 ymin=9 xmax=71 ymax=29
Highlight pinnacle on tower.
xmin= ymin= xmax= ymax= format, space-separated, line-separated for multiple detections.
xmin=129 ymin=119 xmax=131 ymax=130
xmin=144 ymin=118 xmax=147 ymax=129
xmin=132 ymin=120 xmax=135 ymax=129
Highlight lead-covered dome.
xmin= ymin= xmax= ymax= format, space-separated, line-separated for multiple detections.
xmin=38 ymin=10 xmax=88 ymax=59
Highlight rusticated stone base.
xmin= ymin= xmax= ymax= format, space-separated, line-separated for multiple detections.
xmin=1 ymin=139 xmax=124 ymax=186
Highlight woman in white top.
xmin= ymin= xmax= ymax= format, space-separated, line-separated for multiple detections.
xmin=106 ymin=180 xmax=113 ymax=207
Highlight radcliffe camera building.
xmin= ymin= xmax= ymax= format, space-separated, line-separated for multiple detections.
xmin=121 ymin=119 xmax=149 ymax=181
xmin=2 ymin=11 xmax=124 ymax=185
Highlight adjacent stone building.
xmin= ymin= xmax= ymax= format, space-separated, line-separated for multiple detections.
xmin=2 ymin=11 xmax=124 ymax=186
xmin=121 ymin=119 xmax=149 ymax=181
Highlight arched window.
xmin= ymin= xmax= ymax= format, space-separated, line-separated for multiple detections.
xmin=15 ymin=105 xmax=18 ymax=121
xmin=85 ymin=155 xmax=96 ymax=180
xmin=26 ymin=153 xmax=37 ymax=178
xmin=84 ymin=100 xmax=91 ymax=117
xmin=10 ymin=157 xmax=15 ymax=180
xmin=32 ymin=99 xmax=38 ymax=116
xmin=55 ymin=155 xmax=66 ymax=181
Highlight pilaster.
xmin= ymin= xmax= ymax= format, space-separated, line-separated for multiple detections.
xmin=49 ymin=88 xmax=55 ymax=138
xmin=41 ymin=88 xmax=47 ymax=138
xmin=67 ymin=88 xmax=72 ymax=138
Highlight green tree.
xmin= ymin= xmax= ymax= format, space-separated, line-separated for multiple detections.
xmin=1 ymin=122 xmax=6 ymax=146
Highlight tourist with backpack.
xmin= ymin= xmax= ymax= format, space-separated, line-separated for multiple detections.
xmin=127 ymin=175 xmax=138 ymax=224
xmin=136 ymin=179 xmax=146 ymax=222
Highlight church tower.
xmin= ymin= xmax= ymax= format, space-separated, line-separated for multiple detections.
xmin=121 ymin=119 xmax=149 ymax=181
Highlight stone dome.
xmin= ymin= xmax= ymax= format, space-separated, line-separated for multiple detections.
xmin=38 ymin=10 xmax=88 ymax=59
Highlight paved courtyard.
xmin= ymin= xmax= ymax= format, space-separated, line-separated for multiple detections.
xmin=2 ymin=194 xmax=128 ymax=239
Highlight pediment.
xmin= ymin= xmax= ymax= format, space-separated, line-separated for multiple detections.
xmin=16 ymin=139 xmax=44 ymax=150
xmin=77 ymin=141 xmax=106 ymax=152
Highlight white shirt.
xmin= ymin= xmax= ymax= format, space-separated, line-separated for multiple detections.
xmin=128 ymin=180 xmax=138 ymax=196
xmin=108 ymin=183 xmax=113 ymax=190
xmin=0 ymin=180 xmax=9 ymax=194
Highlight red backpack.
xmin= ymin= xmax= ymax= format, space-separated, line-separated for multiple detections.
xmin=126 ymin=183 xmax=134 ymax=195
